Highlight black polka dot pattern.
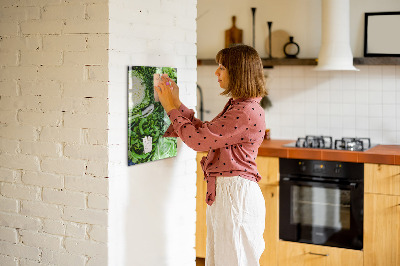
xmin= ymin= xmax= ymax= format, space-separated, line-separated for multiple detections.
xmin=163 ymin=98 xmax=265 ymax=206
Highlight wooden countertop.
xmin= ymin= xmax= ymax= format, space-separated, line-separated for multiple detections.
xmin=258 ymin=139 xmax=400 ymax=165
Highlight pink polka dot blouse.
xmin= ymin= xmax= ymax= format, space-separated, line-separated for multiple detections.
xmin=163 ymin=97 xmax=266 ymax=206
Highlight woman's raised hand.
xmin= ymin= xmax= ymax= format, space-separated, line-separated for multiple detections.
xmin=165 ymin=76 xmax=181 ymax=108
xmin=155 ymin=76 xmax=177 ymax=113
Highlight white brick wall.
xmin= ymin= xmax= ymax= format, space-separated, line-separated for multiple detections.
xmin=1 ymin=0 xmax=198 ymax=265
xmin=0 ymin=1 xmax=109 ymax=265
xmin=108 ymin=0 xmax=197 ymax=265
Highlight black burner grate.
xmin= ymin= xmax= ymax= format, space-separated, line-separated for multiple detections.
xmin=295 ymin=135 xmax=333 ymax=149
xmin=293 ymin=136 xmax=371 ymax=151
xmin=334 ymin=137 xmax=371 ymax=151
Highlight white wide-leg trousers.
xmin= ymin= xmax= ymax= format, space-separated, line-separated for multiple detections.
xmin=205 ymin=176 xmax=266 ymax=266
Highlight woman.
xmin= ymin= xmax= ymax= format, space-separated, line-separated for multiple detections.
xmin=155 ymin=45 xmax=267 ymax=266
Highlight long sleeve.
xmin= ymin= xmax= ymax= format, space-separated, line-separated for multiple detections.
xmin=167 ymin=97 xmax=266 ymax=206
xmin=163 ymin=103 xmax=204 ymax=137
xmin=166 ymin=105 xmax=255 ymax=152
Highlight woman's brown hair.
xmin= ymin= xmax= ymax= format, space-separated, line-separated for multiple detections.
xmin=215 ymin=45 xmax=267 ymax=99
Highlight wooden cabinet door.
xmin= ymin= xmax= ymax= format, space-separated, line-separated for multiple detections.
xmin=256 ymin=156 xmax=279 ymax=186
xmin=364 ymin=193 xmax=400 ymax=266
xmin=278 ymin=241 xmax=363 ymax=266
xmin=259 ymin=185 xmax=279 ymax=266
xmin=365 ymin=163 xmax=400 ymax=196
xmin=196 ymin=152 xmax=208 ymax=258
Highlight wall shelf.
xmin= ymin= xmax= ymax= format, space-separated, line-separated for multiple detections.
xmin=353 ymin=57 xmax=400 ymax=65
xmin=261 ymin=58 xmax=317 ymax=67
xmin=197 ymin=57 xmax=400 ymax=68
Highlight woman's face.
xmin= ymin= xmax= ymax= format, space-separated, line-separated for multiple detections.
xmin=215 ymin=64 xmax=229 ymax=89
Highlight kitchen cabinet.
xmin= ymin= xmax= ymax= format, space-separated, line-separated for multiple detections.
xmin=195 ymin=154 xmax=280 ymax=265
xmin=256 ymin=156 xmax=279 ymax=186
xmin=364 ymin=193 xmax=400 ymax=266
xmin=278 ymin=241 xmax=363 ymax=266
xmin=256 ymin=156 xmax=279 ymax=266
xmin=259 ymin=184 xmax=279 ymax=266
xmin=196 ymin=153 xmax=400 ymax=265
xmin=364 ymin=163 xmax=400 ymax=196
xmin=364 ymin=163 xmax=400 ymax=266
xmin=196 ymin=152 xmax=208 ymax=258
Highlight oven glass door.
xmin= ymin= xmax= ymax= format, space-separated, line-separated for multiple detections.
xmin=280 ymin=178 xmax=363 ymax=250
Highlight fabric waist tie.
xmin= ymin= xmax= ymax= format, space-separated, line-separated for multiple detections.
xmin=200 ymin=156 xmax=216 ymax=206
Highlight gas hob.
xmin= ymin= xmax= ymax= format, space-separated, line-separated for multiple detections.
xmin=283 ymin=135 xmax=376 ymax=152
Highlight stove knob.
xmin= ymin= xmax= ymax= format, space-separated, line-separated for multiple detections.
xmin=298 ymin=162 xmax=306 ymax=171
xmin=335 ymin=164 xmax=342 ymax=174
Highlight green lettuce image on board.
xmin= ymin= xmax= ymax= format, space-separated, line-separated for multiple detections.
xmin=128 ymin=66 xmax=178 ymax=166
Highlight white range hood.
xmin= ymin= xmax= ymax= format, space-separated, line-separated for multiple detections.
xmin=314 ymin=0 xmax=359 ymax=71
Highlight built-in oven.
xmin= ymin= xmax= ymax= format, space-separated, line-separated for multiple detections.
xmin=279 ymin=158 xmax=364 ymax=250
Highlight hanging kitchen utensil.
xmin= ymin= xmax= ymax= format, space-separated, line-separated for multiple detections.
xmin=225 ymin=16 xmax=243 ymax=48
xmin=267 ymin=21 xmax=273 ymax=58
xmin=251 ymin=8 xmax=256 ymax=48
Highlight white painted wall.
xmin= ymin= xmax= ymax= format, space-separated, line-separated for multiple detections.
xmin=198 ymin=0 xmax=321 ymax=58
xmin=197 ymin=0 xmax=400 ymax=145
xmin=198 ymin=0 xmax=400 ymax=58
xmin=0 ymin=1 xmax=109 ymax=265
xmin=108 ymin=0 xmax=198 ymax=266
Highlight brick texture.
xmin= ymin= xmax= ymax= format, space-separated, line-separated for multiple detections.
xmin=108 ymin=0 xmax=197 ymax=265
xmin=0 ymin=0 xmax=198 ymax=265
xmin=0 ymin=0 xmax=109 ymax=264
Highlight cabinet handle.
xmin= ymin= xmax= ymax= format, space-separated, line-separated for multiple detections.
xmin=309 ymin=252 xmax=329 ymax=257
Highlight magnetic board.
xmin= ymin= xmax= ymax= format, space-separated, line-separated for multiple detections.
xmin=127 ymin=66 xmax=178 ymax=166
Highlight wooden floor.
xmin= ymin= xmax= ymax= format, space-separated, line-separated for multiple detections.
xmin=196 ymin=257 xmax=205 ymax=266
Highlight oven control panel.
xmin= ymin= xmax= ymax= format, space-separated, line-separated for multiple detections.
xmin=280 ymin=158 xmax=363 ymax=180
xmin=313 ymin=162 xmax=325 ymax=172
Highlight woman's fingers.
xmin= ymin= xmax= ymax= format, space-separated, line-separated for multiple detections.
xmin=159 ymin=77 xmax=170 ymax=90
xmin=162 ymin=77 xmax=180 ymax=106
xmin=158 ymin=82 xmax=170 ymax=96
xmin=160 ymin=76 xmax=177 ymax=92
xmin=167 ymin=77 xmax=178 ymax=89
xmin=155 ymin=81 xmax=172 ymax=103
xmin=157 ymin=76 xmax=180 ymax=110
xmin=160 ymin=76 xmax=170 ymax=86
xmin=159 ymin=78 xmax=175 ymax=99
xmin=155 ymin=85 xmax=161 ymax=95
xmin=155 ymin=84 xmax=175 ymax=113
